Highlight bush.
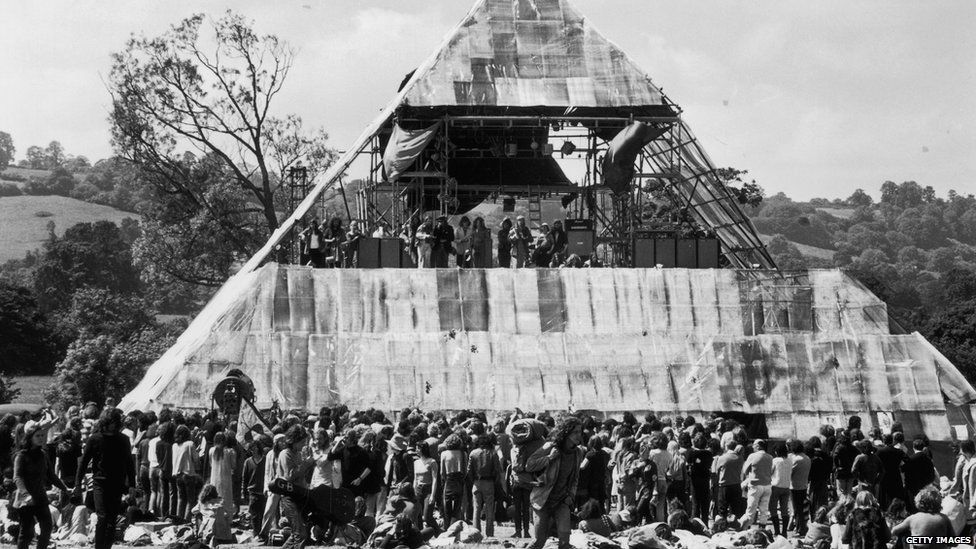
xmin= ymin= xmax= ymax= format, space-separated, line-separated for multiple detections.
xmin=0 ymin=172 xmax=27 ymax=183
xmin=34 ymin=211 xmax=53 ymax=218
xmin=0 ymin=182 xmax=22 ymax=197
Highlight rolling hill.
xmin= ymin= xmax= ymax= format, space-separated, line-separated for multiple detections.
xmin=0 ymin=195 xmax=137 ymax=262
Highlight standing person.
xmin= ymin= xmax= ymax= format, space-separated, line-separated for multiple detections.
xmin=147 ymin=423 xmax=170 ymax=518
xmin=0 ymin=414 xmax=17 ymax=476
xmin=454 ymin=216 xmax=473 ymax=267
xmin=322 ymin=218 xmax=346 ymax=268
xmin=577 ymin=436 xmax=610 ymax=512
xmin=344 ymin=220 xmax=364 ymax=268
xmin=852 ymin=439 xmax=883 ymax=497
xmin=431 ymin=216 xmax=455 ymax=268
xmin=75 ymin=408 xmax=135 ymax=549
xmin=412 ymin=441 xmax=438 ymax=530
xmin=614 ymin=437 xmax=639 ymax=511
xmin=524 ymin=417 xmax=584 ymax=549
xmin=208 ymin=431 xmax=236 ymax=516
xmin=740 ymin=439 xmax=773 ymax=530
xmin=241 ymin=440 xmax=266 ymax=539
xmin=806 ymin=437 xmax=831 ymax=522
xmin=687 ymin=434 xmax=713 ymax=523
xmin=769 ymin=443 xmax=792 ymax=537
xmin=467 ymin=433 xmax=503 ymax=537
xmin=277 ymin=425 xmax=313 ymax=549
xmin=833 ymin=432 xmax=858 ymax=499
xmin=439 ymin=434 xmax=467 ymax=529
xmin=903 ymin=439 xmax=937 ymax=513
xmin=646 ymin=435 xmax=672 ymax=521
xmin=303 ymin=219 xmax=325 ymax=267
xmin=509 ymin=216 xmax=532 ymax=268
xmin=310 ymin=428 xmax=340 ymax=489
xmin=497 ymin=218 xmax=513 ymax=268
xmin=171 ymin=424 xmax=200 ymax=522
xmin=712 ymin=440 xmax=743 ymax=522
xmin=788 ymin=438 xmax=811 ymax=537
xmin=531 ymin=223 xmax=553 ymax=267
xmin=55 ymin=428 xmax=82 ymax=489
xmin=666 ymin=440 xmax=689 ymax=514
xmin=260 ymin=434 xmax=285 ymax=539
xmin=550 ymin=220 xmax=567 ymax=257
xmin=470 ymin=217 xmax=492 ymax=268
xmin=876 ymin=434 xmax=907 ymax=509
xmin=842 ymin=491 xmax=890 ymax=549
xmin=414 ymin=217 xmax=435 ymax=268
xmin=14 ymin=421 xmax=69 ymax=549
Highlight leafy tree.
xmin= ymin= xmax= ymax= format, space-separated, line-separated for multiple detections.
xmin=0 ymin=282 xmax=60 ymax=375
xmin=765 ymin=235 xmax=808 ymax=271
xmin=45 ymin=141 xmax=65 ymax=167
xmin=63 ymin=155 xmax=91 ymax=172
xmin=0 ymin=183 xmax=21 ymax=197
xmin=23 ymin=167 xmax=77 ymax=196
xmin=846 ymin=188 xmax=873 ymax=207
xmin=0 ymin=131 xmax=14 ymax=169
xmin=923 ymin=299 xmax=976 ymax=382
xmin=108 ymin=10 xmax=337 ymax=271
xmin=26 ymin=146 xmax=46 ymax=169
xmin=32 ymin=221 xmax=141 ymax=313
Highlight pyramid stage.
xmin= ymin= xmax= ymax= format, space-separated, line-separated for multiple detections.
xmin=121 ymin=0 xmax=976 ymax=443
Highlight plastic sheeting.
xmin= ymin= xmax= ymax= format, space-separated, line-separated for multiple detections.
xmin=382 ymin=122 xmax=440 ymax=182
xmin=403 ymin=0 xmax=664 ymax=107
xmin=121 ymin=266 xmax=975 ymax=441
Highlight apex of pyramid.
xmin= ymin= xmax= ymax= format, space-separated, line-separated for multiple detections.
xmin=403 ymin=0 xmax=665 ymax=108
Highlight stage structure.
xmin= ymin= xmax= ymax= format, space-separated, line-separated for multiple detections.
xmin=120 ymin=0 xmax=976 ymax=443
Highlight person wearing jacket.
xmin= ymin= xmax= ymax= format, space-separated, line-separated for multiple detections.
xmin=467 ymin=432 xmax=504 ymax=537
xmin=75 ymin=408 xmax=135 ymax=549
xmin=15 ymin=421 xmax=69 ymax=549
xmin=524 ymin=417 xmax=584 ymax=549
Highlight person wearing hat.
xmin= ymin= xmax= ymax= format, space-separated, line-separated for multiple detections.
xmin=14 ymin=419 xmax=69 ymax=549
xmin=431 ymin=215 xmax=455 ymax=268
xmin=76 ymin=407 xmax=135 ymax=549
xmin=509 ymin=216 xmax=532 ymax=268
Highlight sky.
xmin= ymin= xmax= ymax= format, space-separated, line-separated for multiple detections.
xmin=1 ymin=0 xmax=974 ymax=201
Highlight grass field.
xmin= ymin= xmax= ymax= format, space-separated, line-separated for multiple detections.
xmin=0 ymin=166 xmax=52 ymax=187
xmin=0 ymin=195 xmax=137 ymax=262
xmin=815 ymin=206 xmax=855 ymax=220
xmin=758 ymin=233 xmax=835 ymax=261
xmin=9 ymin=375 xmax=51 ymax=405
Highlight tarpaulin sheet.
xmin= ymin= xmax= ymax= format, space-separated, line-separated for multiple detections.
xmin=403 ymin=0 xmax=664 ymax=107
xmin=382 ymin=122 xmax=440 ymax=182
xmin=123 ymin=265 xmax=975 ymax=441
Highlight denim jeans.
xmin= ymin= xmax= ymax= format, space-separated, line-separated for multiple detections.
xmin=531 ymin=502 xmax=571 ymax=549
xmin=17 ymin=503 xmax=52 ymax=549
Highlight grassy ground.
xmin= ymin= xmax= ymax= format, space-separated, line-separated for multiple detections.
xmin=0 ymin=195 xmax=136 ymax=262
xmin=758 ymin=233 xmax=835 ymax=261
xmin=815 ymin=207 xmax=855 ymax=220
xmin=9 ymin=375 xmax=52 ymax=404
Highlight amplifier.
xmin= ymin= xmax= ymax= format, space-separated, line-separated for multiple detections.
xmin=564 ymin=218 xmax=594 ymax=231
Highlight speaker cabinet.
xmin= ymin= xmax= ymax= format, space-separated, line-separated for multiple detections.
xmin=380 ymin=238 xmax=403 ymax=268
xmin=697 ymin=238 xmax=720 ymax=268
xmin=633 ymin=238 xmax=655 ymax=268
xmin=676 ymin=239 xmax=698 ymax=268
xmin=358 ymin=237 xmax=381 ymax=268
xmin=566 ymin=229 xmax=595 ymax=257
xmin=655 ymin=238 xmax=677 ymax=268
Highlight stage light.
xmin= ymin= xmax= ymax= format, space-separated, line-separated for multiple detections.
xmin=506 ymin=143 xmax=518 ymax=157
xmin=530 ymin=139 xmax=540 ymax=150
xmin=502 ymin=197 xmax=516 ymax=212
xmin=560 ymin=141 xmax=576 ymax=156
xmin=543 ymin=143 xmax=554 ymax=156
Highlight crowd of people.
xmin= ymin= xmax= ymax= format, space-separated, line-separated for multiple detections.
xmin=3 ymin=403 xmax=971 ymax=549
xmin=297 ymin=215 xmax=602 ymax=269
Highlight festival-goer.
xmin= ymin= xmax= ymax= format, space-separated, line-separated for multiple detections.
xmin=688 ymin=433 xmax=713 ymax=522
xmin=454 ymin=216 xmax=472 ymax=267
xmin=277 ymin=425 xmax=312 ymax=549
xmin=15 ymin=421 xmax=69 ymax=549
xmin=903 ymin=438 xmax=937 ymax=512
xmin=713 ymin=439 xmax=744 ymax=522
xmin=509 ymin=216 xmax=532 ymax=268
xmin=876 ymin=434 xmax=907 ymax=509
xmin=322 ymin=218 xmax=346 ymax=268
xmin=208 ymin=431 xmax=236 ymax=516
xmin=891 ymin=487 xmax=953 ymax=547
xmin=841 ymin=491 xmax=890 ymax=549
xmin=497 ymin=218 xmax=513 ymax=268
xmin=788 ymin=438 xmax=811 ymax=537
xmin=431 ymin=216 xmax=455 ymax=268
xmin=525 ymin=417 xmax=584 ymax=549
xmin=769 ymin=443 xmax=791 ymax=537
xmin=470 ymin=217 xmax=492 ymax=268
xmin=75 ymin=408 xmax=135 ymax=549
xmin=439 ymin=433 xmax=467 ymax=529
xmin=851 ymin=439 xmax=882 ymax=497
xmin=242 ymin=439 xmax=267 ymax=538
xmin=170 ymin=424 xmax=199 ymax=523
xmin=833 ymin=432 xmax=858 ymax=498
xmin=415 ymin=217 xmax=434 ymax=268
xmin=345 ymin=220 xmax=364 ymax=268
xmin=412 ymin=441 xmax=438 ymax=529
xmin=467 ymin=432 xmax=503 ymax=537
xmin=740 ymin=439 xmax=773 ymax=530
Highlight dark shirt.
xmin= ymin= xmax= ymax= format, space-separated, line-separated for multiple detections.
xmin=242 ymin=455 xmax=265 ymax=497
xmin=56 ymin=438 xmax=82 ymax=484
xmin=15 ymin=448 xmax=66 ymax=504
xmin=77 ymin=431 xmax=134 ymax=488
xmin=546 ymin=450 xmax=578 ymax=508
xmin=833 ymin=443 xmax=859 ymax=480
xmin=688 ymin=449 xmax=713 ymax=481
xmin=432 ymin=224 xmax=454 ymax=251
xmin=903 ymin=453 xmax=936 ymax=492
xmin=876 ymin=445 xmax=907 ymax=485
xmin=842 ymin=507 xmax=891 ymax=549
xmin=852 ymin=453 xmax=882 ymax=485
xmin=808 ymin=448 xmax=831 ymax=484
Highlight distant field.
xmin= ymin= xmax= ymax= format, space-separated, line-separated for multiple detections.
xmin=816 ymin=207 xmax=855 ymax=219
xmin=759 ymin=233 xmax=835 ymax=261
xmin=0 ymin=195 xmax=136 ymax=262
xmin=9 ymin=376 xmax=51 ymax=404
xmin=0 ymin=166 xmax=52 ymax=187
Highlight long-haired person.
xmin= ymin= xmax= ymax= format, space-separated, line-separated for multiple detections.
xmin=208 ymin=431 xmax=236 ymax=516
xmin=75 ymin=408 xmax=135 ymax=549
xmin=14 ymin=421 xmax=68 ymax=549
xmin=172 ymin=424 xmax=200 ymax=522
xmin=525 ymin=416 xmax=585 ymax=549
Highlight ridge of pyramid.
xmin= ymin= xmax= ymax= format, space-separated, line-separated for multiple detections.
xmin=403 ymin=0 xmax=665 ymax=108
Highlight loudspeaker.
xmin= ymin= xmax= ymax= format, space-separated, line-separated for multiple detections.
xmin=380 ymin=238 xmax=402 ymax=268
xmin=566 ymin=229 xmax=595 ymax=257
xmin=633 ymin=238 xmax=655 ymax=268
xmin=697 ymin=238 xmax=720 ymax=268
xmin=676 ymin=239 xmax=698 ymax=268
xmin=654 ymin=238 xmax=677 ymax=268
xmin=564 ymin=219 xmax=594 ymax=231
xmin=357 ymin=237 xmax=381 ymax=268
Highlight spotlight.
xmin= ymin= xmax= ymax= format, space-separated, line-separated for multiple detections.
xmin=530 ymin=139 xmax=540 ymax=150
xmin=543 ymin=143 xmax=554 ymax=156
xmin=560 ymin=141 xmax=576 ymax=156
xmin=506 ymin=143 xmax=518 ymax=157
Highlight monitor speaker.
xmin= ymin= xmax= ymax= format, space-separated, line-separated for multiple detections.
xmin=697 ymin=238 xmax=720 ymax=268
xmin=358 ymin=238 xmax=381 ymax=268
xmin=633 ymin=238 xmax=655 ymax=268
xmin=566 ymin=229 xmax=595 ymax=257
xmin=380 ymin=238 xmax=402 ymax=268
xmin=654 ymin=238 xmax=677 ymax=268
xmin=676 ymin=239 xmax=698 ymax=268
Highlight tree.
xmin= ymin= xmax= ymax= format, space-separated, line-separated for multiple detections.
xmin=0 ymin=131 xmax=14 ymax=169
xmin=23 ymin=167 xmax=77 ymax=196
xmin=923 ymin=299 xmax=976 ymax=382
xmin=847 ymin=188 xmax=873 ymax=207
xmin=45 ymin=141 xmax=65 ymax=167
xmin=0 ymin=282 xmax=60 ymax=375
xmin=108 ymin=11 xmax=337 ymax=273
xmin=26 ymin=145 xmax=46 ymax=169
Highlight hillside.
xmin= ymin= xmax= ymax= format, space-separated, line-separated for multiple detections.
xmin=0 ymin=195 xmax=136 ymax=262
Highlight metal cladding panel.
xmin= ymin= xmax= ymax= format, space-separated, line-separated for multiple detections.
xmin=128 ymin=265 xmax=974 ymax=440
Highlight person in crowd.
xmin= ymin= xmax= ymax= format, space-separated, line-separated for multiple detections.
xmin=740 ymin=439 xmax=773 ymax=530
xmin=322 ymin=218 xmax=346 ymax=268
xmin=614 ymin=436 xmax=640 ymax=511
xmin=454 ymin=216 xmax=473 ymax=267
xmin=550 ymin=220 xmax=567 ymax=257
xmin=242 ymin=439 xmax=267 ymax=538
xmin=713 ymin=439 xmax=744 ymax=522
xmin=634 ymin=445 xmax=660 ymax=524
xmin=646 ymin=434 xmax=672 ymax=521
xmin=260 ymin=434 xmax=285 ymax=539
xmin=208 ymin=431 xmax=236 ymax=516
xmin=195 ymin=483 xmax=235 ymax=545
xmin=171 ymin=424 xmax=199 ymax=523
xmin=0 ymin=414 xmax=18 ymax=475
xmin=876 ymin=434 xmax=907 ymax=509
xmin=903 ymin=438 xmax=937 ymax=512
xmin=431 ymin=215 xmax=455 ymax=268
xmin=688 ymin=433 xmax=713 ymax=522
xmin=310 ymin=428 xmax=340 ymax=489
xmin=893 ymin=431 xmax=911 ymax=457
xmin=804 ymin=506 xmax=831 ymax=547
xmin=497 ymin=218 xmax=512 ymax=268
xmin=15 ymin=420 xmax=69 ymax=549
xmin=788 ymin=438 xmax=811 ymax=537
xmin=414 ymin=217 xmax=434 ymax=268
xmin=55 ymin=428 xmax=81 ymax=490
xmin=148 ymin=421 xmax=172 ymax=518
xmin=807 ymin=436 xmax=831 ymax=521
xmin=467 ymin=432 xmax=503 ymax=537
xmin=510 ymin=216 xmax=533 ymax=268
xmin=666 ymin=440 xmax=689 ymax=513
xmin=470 ymin=217 xmax=492 ymax=268
xmin=769 ymin=443 xmax=791 ymax=537
xmin=891 ymin=487 xmax=953 ymax=547
xmin=577 ymin=436 xmax=610 ymax=512
xmin=949 ymin=439 xmax=975 ymax=503
xmin=842 ymin=491 xmax=890 ymax=549
xmin=412 ymin=441 xmax=438 ymax=529
xmin=833 ymin=432 xmax=858 ymax=499
xmin=75 ymin=408 xmax=135 ymax=549
xmin=525 ymin=417 xmax=584 ymax=549
xmin=277 ymin=425 xmax=314 ymax=549
xmin=531 ymin=223 xmax=553 ymax=267
xmin=439 ymin=433 xmax=467 ymax=529
xmin=851 ymin=439 xmax=883 ymax=498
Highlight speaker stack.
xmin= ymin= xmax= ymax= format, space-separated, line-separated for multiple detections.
xmin=564 ymin=219 xmax=595 ymax=257
xmin=632 ymin=234 xmax=720 ymax=268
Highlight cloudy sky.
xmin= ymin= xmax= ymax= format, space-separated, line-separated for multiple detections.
xmin=1 ymin=0 xmax=974 ymax=200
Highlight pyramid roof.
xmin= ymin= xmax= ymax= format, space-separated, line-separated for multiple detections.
xmin=403 ymin=0 xmax=665 ymax=108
